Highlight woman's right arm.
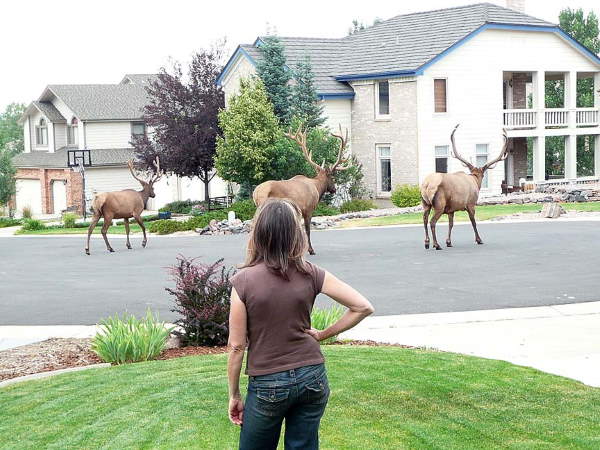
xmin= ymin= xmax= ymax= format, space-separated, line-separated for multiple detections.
xmin=305 ymin=271 xmax=374 ymax=342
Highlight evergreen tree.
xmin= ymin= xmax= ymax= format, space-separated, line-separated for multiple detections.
xmin=290 ymin=56 xmax=325 ymax=129
xmin=256 ymin=36 xmax=291 ymax=124
xmin=0 ymin=148 xmax=16 ymax=209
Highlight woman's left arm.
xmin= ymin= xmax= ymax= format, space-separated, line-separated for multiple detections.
xmin=227 ymin=287 xmax=247 ymax=426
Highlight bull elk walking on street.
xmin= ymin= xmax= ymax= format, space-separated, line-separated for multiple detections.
xmin=253 ymin=126 xmax=350 ymax=255
xmin=85 ymin=158 xmax=163 ymax=255
xmin=421 ymin=124 xmax=509 ymax=250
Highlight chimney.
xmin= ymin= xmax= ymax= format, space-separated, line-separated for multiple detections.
xmin=505 ymin=0 xmax=525 ymax=13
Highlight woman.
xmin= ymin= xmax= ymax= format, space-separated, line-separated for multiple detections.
xmin=227 ymin=198 xmax=374 ymax=450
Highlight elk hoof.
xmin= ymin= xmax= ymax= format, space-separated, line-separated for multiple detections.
xmin=424 ymin=243 xmax=430 ymax=249
xmin=126 ymin=244 xmax=132 ymax=250
xmin=85 ymin=250 xmax=90 ymax=255
xmin=142 ymin=242 xmax=147 ymax=248
xmin=446 ymin=242 xmax=453 ymax=247
xmin=108 ymin=248 xmax=115 ymax=253
xmin=434 ymin=245 xmax=442 ymax=250
xmin=476 ymin=241 xmax=484 ymax=245
xmin=308 ymin=249 xmax=315 ymax=256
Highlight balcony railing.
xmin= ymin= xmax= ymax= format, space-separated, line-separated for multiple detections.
xmin=503 ymin=108 xmax=600 ymax=130
xmin=503 ymin=110 xmax=536 ymax=129
xmin=576 ymin=108 xmax=599 ymax=127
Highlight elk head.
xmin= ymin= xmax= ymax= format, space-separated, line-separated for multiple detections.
xmin=128 ymin=157 xmax=163 ymax=198
xmin=285 ymin=125 xmax=350 ymax=194
xmin=450 ymin=124 xmax=509 ymax=184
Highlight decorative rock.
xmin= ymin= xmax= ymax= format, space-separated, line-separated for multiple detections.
xmin=165 ymin=335 xmax=182 ymax=349
xmin=540 ymin=202 xmax=566 ymax=219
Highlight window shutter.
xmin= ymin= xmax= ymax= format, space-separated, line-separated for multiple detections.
xmin=434 ymin=79 xmax=447 ymax=113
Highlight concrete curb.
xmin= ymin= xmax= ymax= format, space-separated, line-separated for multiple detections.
xmin=0 ymin=363 xmax=111 ymax=388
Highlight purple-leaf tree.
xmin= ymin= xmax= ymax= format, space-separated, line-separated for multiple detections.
xmin=132 ymin=43 xmax=225 ymax=200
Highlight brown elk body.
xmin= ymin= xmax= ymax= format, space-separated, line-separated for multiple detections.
xmin=421 ymin=125 xmax=508 ymax=250
xmin=85 ymin=158 xmax=162 ymax=255
xmin=253 ymin=126 xmax=349 ymax=255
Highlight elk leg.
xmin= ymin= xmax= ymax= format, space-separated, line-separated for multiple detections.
xmin=429 ymin=209 xmax=444 ymax=250
xmin=423 ymin=204 xmax=431 ymax=249
xmin=304 ymin=214 xmax=315 ymax=255
xmin=446 ymin=212 xmax=454 ymax=247
xmin=124 ymin=218 xmax=132 ymax=249
xmin=133 ymin=214 xmax=147 ymax=248
xmin=85 ymin=214 xmax=101 ymax=255
xmin=467 ymin=206 xmax=483 ymax=245
xmin=101 ymin=217 xmax=114 ymax=252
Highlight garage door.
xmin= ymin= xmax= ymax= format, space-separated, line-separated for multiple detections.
xmin=52 ymin=180 xmax=67 ymax=214
xmin=16 ymin=179 xmax=42 ymax=217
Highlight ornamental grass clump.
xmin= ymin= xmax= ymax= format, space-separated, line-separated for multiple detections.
xmin=167 ymin=256 xmax=235 ymax=346
xmin=311 ymin=305 xmax=345 ymax=344
xmin=91 ymin=310 xmax=172 ymax=365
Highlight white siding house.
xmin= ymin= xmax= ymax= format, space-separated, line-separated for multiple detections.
xmin=219 ymin=2 xmax=600 ymax=197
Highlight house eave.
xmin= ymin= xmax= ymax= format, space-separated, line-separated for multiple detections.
xmin=216 ymin=45 xmax=257 ymax=87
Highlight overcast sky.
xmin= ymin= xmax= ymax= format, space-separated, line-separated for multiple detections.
xmin=1 ymin=0 xmax=599 ymax=110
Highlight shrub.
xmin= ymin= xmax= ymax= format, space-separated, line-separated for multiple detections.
xmin=21 ymin=218 xmax=45 ymax=231
xmin=311 ymin=305 xmax=345 ymax=344
xmin=184 ymin=211 xmax=228 ymax=230
xmin=190 ymin=203 xmax=208 ymax=216
xmin=167 ymin=257 xmax=235 ymax=346
xmin=21 ymin=206 xmax=32 ymax=219
xmin=159 ymin=200 xmax=202 ymax=214
xmin=148 ymin=219 xmax=185 ymax=235
xmin=391 ymin=184 xmax=422 ymax=207
xmin=228 ymin=199 xmax=256 ymax=221
xmin=91 ymin=310 xmax=172 ymax=365
xmin=0 ymin=217 xmax=21 ymax=228
xmin=339 ymin=198 xmax=377 ymax=214
xmin=313 ymin=202 xmax=340 ymax=217
xmin=62 ymin=213 xmax=78 ymax=228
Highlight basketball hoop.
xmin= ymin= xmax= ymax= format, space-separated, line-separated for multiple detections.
xmin=67 ymin=149 xmax=92 ymax=219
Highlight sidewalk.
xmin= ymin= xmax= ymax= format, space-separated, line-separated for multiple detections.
xmin=340 ymin=301 xmax=600 ymax=387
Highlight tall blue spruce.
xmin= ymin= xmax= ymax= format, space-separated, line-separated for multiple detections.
xmin=256 ymin=36 xmax=291 ymax=124
xmin=290 ymin=56 xmax=325 ymax=129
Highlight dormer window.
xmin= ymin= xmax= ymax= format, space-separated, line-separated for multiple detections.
xmin=67 ymin=118 xmax=78 ymax=146
xmin=35 ymin=118 xmax=48 ymax=146
xmin=376 ymin=81 xmax=390 ymax=118
xmin=131 ymin=122 xmax=146 ymax=139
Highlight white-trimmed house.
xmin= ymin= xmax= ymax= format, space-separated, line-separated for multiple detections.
xmin=13 ymin=74 xmax=228 ymax=217
xmin=218 ymin=2 xmax=600 ymax=198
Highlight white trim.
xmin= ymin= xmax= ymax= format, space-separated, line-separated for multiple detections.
xmin=375 ymin=143 xmax=392 ymax=196
xmin=374 ymin=80 xmax=391 ymax=120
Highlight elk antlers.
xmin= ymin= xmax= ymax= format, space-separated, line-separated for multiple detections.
xmin=331 ymin=125 xmax=350 ymax=171
xmin=450 ymin=124 xmax=509 ymax=171
xmin=127 ymin=157 xmax=163 ymax=184
xmin=285 ymin=125 xmax=321 ymax=172
xmin=450 ymin=124 xmax=474 ymax=170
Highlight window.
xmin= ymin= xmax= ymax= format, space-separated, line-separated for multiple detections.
xmin=434 ymin=79 xmax=447 ymax=113
xmin=35 ymin=118 xmax=48 ymax=146
xmin=67 ymin=118 xmax=78 ymax=146
xmin=376 ymin=145 xmax=392 ymax=192
xmin=131 ymin=122 xmax=146 ymax=139
xmin=376 ymin=81 xmax=390 ymax=117
xmin=476 ymin=144 xmax=489 ymax=188
xmin=435 ymin=145 xmax=449 ymax=173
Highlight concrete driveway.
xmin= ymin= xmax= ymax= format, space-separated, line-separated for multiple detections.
xmin=1 ymin=220 xmax=599 ymax=325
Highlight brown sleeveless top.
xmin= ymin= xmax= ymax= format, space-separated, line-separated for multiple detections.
xmin=231 ymin=261 xmax=326 ymax=376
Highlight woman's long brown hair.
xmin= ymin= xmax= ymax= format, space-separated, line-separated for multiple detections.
xmin=242 ymin=198 xmax=309 ymax=278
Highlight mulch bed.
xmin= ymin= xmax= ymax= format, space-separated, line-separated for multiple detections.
xmin=0 ymin=338 xmax=412 ymax=382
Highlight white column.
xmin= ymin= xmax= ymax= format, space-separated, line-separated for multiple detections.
xmin=566 ymin=71 xmax=577 ymax=128
xmin=533 ymin=136 xmax=546 ymax=182
xmin=48 ymin=123 xmax=55 ymax=153
xmin=565 ymin=135 xmax=577 ymax=179
xmin=533 ymin=71 xmax=546 ymax=130
xmin=595 ymin=135 xmax=600 ymax=178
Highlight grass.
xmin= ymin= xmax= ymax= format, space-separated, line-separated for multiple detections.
xmin=1 ymin=347 xmax=599 ymax=449
xmin=16 ymin=223 xmax=144 ymax=235
xmin=342 ymin=201 xmax=600 ymax=228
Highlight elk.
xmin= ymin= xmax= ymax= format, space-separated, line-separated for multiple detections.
xmin=253 ymin=126 xmax=349 ymax=255
xmin=421 ymin=124 xmax=508 ymax=250
xmin=85 ymin=158 xmax=162 ymax=255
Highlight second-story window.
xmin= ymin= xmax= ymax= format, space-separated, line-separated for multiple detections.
xmin=434 ymin=79 xmax=447 ymax=113
xmin=67 ymin=118 xmax=78 ymax=146
xmin=131 ymin=122 xmax=146 ymax=139
xmin=435 ymin=145 xmax=449 ymax=173
xmin=376 ymin=81 xmax=390 ymax=117
xmin=36 ymin=118 xmax=48 ymax=146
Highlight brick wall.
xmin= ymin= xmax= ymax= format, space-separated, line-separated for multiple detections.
xmin=350 ymin=79 xmax=419 ymax=197
xmin=14 ymin=168 xmax=83 ymax=214
xmin=512 ymin=137 xmax=528 ymax=182
xmin=511 ymin=73 xmax=531 ymax=109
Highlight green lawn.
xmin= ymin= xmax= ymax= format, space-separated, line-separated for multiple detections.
xmin=342 ymin=201 xmax=600 ymax=228
xmin=1 ymin=347 xmax=599 ymax=449
xmin=16 ymin=223 xmax=144 ymax=235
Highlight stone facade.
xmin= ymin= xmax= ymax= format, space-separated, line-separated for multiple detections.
xmin=511 ymin=72 xmax=531 ymax=109
xmin=350 ymin=79 xmax=419 ymax=197
xmin=13 ymin=168 xmax=83 ymax=214
xmin=511 ymin=137 xmax=529 ymax=182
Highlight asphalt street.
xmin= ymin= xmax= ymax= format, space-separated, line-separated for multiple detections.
xmin=1 ymin=220 xmax=598 ymax=325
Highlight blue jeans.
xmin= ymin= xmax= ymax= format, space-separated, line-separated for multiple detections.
xmin=239 ymin=363 xmax=329 ymax=450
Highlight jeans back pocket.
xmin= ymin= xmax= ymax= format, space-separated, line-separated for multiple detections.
xmin=255 ymin=388 xmax=290 ymax=416
xmin=305 ymin=376 xmax=330 ymax=405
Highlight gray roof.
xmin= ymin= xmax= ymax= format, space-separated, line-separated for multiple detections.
xmin=31 ymin=101 xmax=66 ymax=123
xmin=121 ymin=74 xmax=159 ymax=85
xmin=13 ymin=147 xmax=135 ymax=169
xmin=228 ymin=3 xmax=558 ymax=93
xmin=43 ymin=84 xmax=149 ymax=121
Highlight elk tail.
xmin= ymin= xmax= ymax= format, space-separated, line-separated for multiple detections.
xmin=90 ymin=195 xmax=105 ymax=216
xmin=420 ymin=176 xmax=442 ymax=206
